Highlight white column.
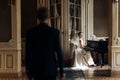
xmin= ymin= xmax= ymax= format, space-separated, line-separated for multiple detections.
xmin=81 ymin=0 xmax=86 ymax=42
xmin=62 ymin=0 xmax=69 ymax=57
xmin=112 ymin=0 xmax=119 ymax=46
xmin=111 ymin=0 xmax=120 ymax=70
xmin=87 ymin=0 xmax=94 ymax=40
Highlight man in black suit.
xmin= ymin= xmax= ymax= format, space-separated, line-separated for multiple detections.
xmin=25 ymin=7 xmax=65 ymax=80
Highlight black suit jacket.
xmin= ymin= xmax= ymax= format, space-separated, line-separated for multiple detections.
xmin=25 ymin=23 xmax=64 ymax=77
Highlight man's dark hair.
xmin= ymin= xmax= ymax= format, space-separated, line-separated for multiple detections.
xmin=37 ymin=7 xmax=49 ymax=21
xmin=78 ymin=31 xmax=82 ymax=36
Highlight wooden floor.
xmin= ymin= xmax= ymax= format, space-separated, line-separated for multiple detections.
xmin=84 ymin=65 xmax=120 ymax=80
xmin=0 ymin=65 xmax=120 ymax=80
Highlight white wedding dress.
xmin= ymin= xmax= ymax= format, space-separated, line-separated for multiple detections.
xmin=71 ymin=37 xmax=95 ymax=69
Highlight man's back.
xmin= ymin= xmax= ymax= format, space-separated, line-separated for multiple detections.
xmin=26 ymin=23 xmax=64 ymax=76
xmin=25 ymin=7 xmax=65 ymax=80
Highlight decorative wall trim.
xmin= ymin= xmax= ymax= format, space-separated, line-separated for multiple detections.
xmin=0 ymin=48 xmax=21 ymax=51
xmin=6 ymin=55 xmax=13 ymax=68
xmin=115 ymin=52 xmax=120 ymax=66
xmin=112 ymin=46 xmax=120 ymax=68
xmin=0 ymin=72 xmax=22 ymax=77
xmin=0 ymin=49 xmax=21 ymax=73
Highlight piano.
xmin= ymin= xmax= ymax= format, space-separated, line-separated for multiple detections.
xmin=87 ymin=39 xmax=108 ymax=67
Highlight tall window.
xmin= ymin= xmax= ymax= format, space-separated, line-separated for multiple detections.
xmin=49 ymin=0 xmax=61 ymax=30
xmin=69 ymin=0 xmax=81 ymax=39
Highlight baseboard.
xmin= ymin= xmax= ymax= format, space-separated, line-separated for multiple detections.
xmin=0 ymin=72 xmax=22 ymax=78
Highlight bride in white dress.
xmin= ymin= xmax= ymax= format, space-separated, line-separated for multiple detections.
xmin=71 ymin=32 xmax=95 ymax=68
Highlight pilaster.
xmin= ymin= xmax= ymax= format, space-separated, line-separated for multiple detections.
xmin=87 ymin=0 xmax=93 ymax=40
xmin=111 ymin=0 xmax=120 ymax=70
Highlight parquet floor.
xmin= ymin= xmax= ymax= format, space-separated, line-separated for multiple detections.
xmin=0 ymin=65 xmax=120 ymax=80
xmin=84 ymin=65 xmax=120 ymax=80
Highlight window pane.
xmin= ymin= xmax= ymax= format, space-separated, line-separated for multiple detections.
xmin=119 ymin=2 xmax=120 ymax=37
xmin=70 ymin=4 xmax=74 ymax=16
xmin=50 ymin=0 xmax=56 ymax=4
xmin=57 ymin=4 xmax=61 ymax=16
xmin=55 ymin=17 xmax=61 ymax=29
xmin=70 ymin=0 xmax=74 ymax=3
xmin=75 ymin=0 xmax=81 ymax=5
xmin=70 ymin=17 xmax=75 ymax=30
xmin=50 ymin=5 xmax=54 ymax=17
xmin=76 ymin=19 xmax=81 ymax=30
xmin=56 ymin=0 xmax=61 ymax=3
xmin=53 ymin=0 xmax=56 ymax=3
xmin=75 ymin=5 xmax=81 ymax=17
xmin=50 ymin=19 xmax=55 ymax=27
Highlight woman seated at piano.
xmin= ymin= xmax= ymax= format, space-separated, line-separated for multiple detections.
xmin=71 ymin=32 xmax=96 ymax=68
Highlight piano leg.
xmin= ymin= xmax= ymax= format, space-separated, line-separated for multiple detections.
xmin=96 ymin=53 xmax=104 ymax=67
xmin=100 ymin=53 xmax=104 ymax=67
xmin=96 ymin=52 xmax=99 ymax=66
